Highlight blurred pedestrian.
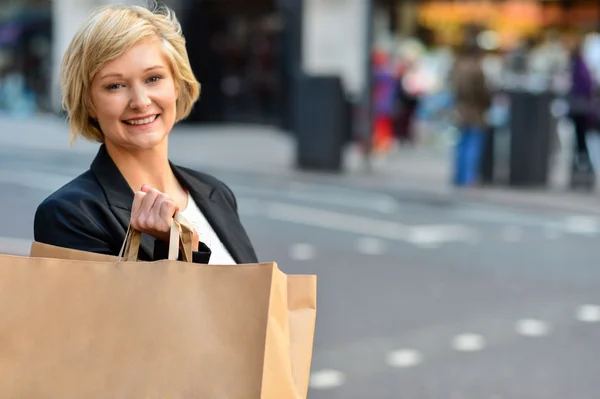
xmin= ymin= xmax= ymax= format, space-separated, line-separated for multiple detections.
xmin=372 ymin=50 xmax=398 ymax=155
xmin=567 ymin=37 xmax=596 ymax=189
xmin=394 ymin=58 xmax=419 ymax=146
xmin=450 ymin=41 xmax=492 ymax=187
xmin=33 ymin=3 xmax=258 ymax=264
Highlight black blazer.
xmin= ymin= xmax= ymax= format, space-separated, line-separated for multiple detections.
xmin=34 ymin=145 xmax=258 ymax=264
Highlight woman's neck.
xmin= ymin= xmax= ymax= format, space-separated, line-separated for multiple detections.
xmin=105 ymin=141 xmax=181 ymax=196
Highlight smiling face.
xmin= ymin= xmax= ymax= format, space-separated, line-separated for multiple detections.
xmin=89 ymin=37 xmax=179 ymax=153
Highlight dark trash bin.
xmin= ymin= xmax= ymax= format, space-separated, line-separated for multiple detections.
xmin=293 ymin=75 xmax=346 ymax=172
xmin=508 ymin=90 xmax=553 ymax=187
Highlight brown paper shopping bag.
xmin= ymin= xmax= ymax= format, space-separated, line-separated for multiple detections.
xmin=0 ymin=214 xmax=316 ymax=399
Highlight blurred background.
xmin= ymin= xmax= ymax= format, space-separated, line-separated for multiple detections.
xmin=3 ymin=0 xmax=600 ymax=398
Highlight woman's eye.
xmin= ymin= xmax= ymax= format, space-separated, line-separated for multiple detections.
xmin=106 ymin=83 xmax=123 ymax=91
xmin=147 ymin=75 xmax=163 ymax=84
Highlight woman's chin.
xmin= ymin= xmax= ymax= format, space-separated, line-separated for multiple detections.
xmin=134 ymin=135 xmax=168 ymax=150
xmin=115 ymin=133 xmax=168 ymax=152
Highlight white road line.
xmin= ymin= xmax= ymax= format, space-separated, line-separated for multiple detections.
xmin=356 ymin=237 xmax=386 ymax=255
xmin=264 ymin=202 xmax=476 ymax=246
xmin=0 ymin=237 xmax=32 ymax=256
xmin=515 ymin=319 xmax=550 ymax=337
xmin=386 ymin=349 xmax=423 ymax=368
xmin=309 ymin=369 xmax=346 ymax=389
xmin=451 ymin=334 xmax=486 ymax=352
xmin=232 ymin=184 xmax=399 ymax=213
xmin=454 ymin=208 xmax=558 ymax=229
xmin=407 ymin=226 xmax=470 ymax=248
xmin=576 ymin=305 xmax=600 ymax=323
xmin=564 ymin=216 xmax=600 ymax=235
xmin=289 ymin=243 xmax=315 ymax=261
xmin=289 ymin=180 xmax=399 ymax=207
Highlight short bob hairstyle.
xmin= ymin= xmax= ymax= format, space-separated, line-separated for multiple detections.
xmin=60 ymin=2 xmax=200 ymax=143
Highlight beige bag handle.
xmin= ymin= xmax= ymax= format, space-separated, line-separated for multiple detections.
xmin=117 ymin=212 xmax=195 ymax=262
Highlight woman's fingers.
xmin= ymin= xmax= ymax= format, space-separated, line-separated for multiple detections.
xmin=136 ymin=188 xmax=159 ymax=228
xmin=158 ymin=195 xmax=178 ymax=222
xmin=131 ymin=190 xmax=146 ymax=229
xmin=140 ymin=188 xmax=160 ymax=215
xmin=130 ymin=186 xmax=178 ymax=242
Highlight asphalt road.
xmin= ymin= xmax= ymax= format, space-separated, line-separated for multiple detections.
xmin=1 ymin=143 xmax=600 ymax=399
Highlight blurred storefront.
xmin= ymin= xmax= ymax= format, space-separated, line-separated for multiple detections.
xmin=368 ymin=0 xmax=600 ymax=108
xmin=8 ymin=0 xmax=600 ymax=126
xmin=417 ymin=0 xmax=600 ymax=47
xmin=178 ymin=0 xmax=283 ymax=125
xmin=0 ymin=0 xmax=52 ymax=115
xmin=385 ymin=0 xmax=600 ymax=49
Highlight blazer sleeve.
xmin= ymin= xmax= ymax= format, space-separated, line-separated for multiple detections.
xmin=34 ymin=198 xmax=115 ymax=255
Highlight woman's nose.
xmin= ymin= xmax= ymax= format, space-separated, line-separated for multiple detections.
xmin=129 ymin=86 xmax=151 ymax=110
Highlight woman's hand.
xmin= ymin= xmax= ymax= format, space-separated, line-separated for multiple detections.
xmin=130 ymin=185 xmax=199 ymax=251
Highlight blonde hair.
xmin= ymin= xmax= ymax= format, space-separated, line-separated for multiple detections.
xmin=60 ymin=2 xmax=200 ymax=143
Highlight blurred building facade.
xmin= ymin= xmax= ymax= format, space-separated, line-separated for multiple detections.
xmin=0 ymin=0 xmax=52 ymax=115
xmin=1 ymin=0 xmax=600 ymax=125
xmin=176 ymin=0 xmax=282 ymax=125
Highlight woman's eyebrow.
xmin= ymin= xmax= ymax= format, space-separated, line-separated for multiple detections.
xmin=98 ymin=65 xmax=166 ymax=80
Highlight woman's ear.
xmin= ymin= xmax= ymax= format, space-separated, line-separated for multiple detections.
xmin=89 ymin=116 xmax=101 ymax=131
xmin=87 ymin=98 xmax=97 ymax=119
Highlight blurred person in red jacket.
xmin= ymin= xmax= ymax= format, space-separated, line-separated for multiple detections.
xmin=372 ymin=50 xmax=398 ymax=155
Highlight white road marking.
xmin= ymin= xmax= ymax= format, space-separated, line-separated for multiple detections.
xmin=564 ymin=216 xmax=600 ymax=235
xmin=289 ymin=243 xmax=315 ymax=261
xmin=356 ymin=237 xmax=386 ymax=255
xmin=386 ymin=349 xmax=423 ymax=368
xmin=502 ymin=226 xmax=523 ymax=242
xmin=0 ymin=237 xmax=32 ymax=256
xmin=407 ymin=226 xmax=463 ymax=248
xmin=515 ymin=319 xmax=550 ymax=337
xmin=265 ymin=202 xmax=476 ymax=246
xmin=454 ymin=208 xmax=557 ymax=229
xmin=576 ymin=305 xmax=600 ymax=323
xmin=232 ymin=184 xmax=399 ymax=213
xmin=288 ymin=181 xmax=400 ymax=212
xmin=451 ymin=334 xmax=486 ymax=352
xmin=309 ymin=369 xmax=346 ymax=389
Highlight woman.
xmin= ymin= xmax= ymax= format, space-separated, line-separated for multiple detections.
xmin=33 ymin=3 xmax=258 ymax=264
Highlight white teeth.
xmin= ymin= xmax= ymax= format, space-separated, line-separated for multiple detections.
xmin=125 ymin=115 xmax=157 ymax=125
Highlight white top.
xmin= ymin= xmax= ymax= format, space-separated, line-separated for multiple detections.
xmin=179 ymin=193 xmax=236 ymax=265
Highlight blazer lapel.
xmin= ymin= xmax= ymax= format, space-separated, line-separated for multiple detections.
xmin=90 ymin=145 xmax=155 ymax=259
xmin=172 ymin=166 xmax=256 ymax=264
